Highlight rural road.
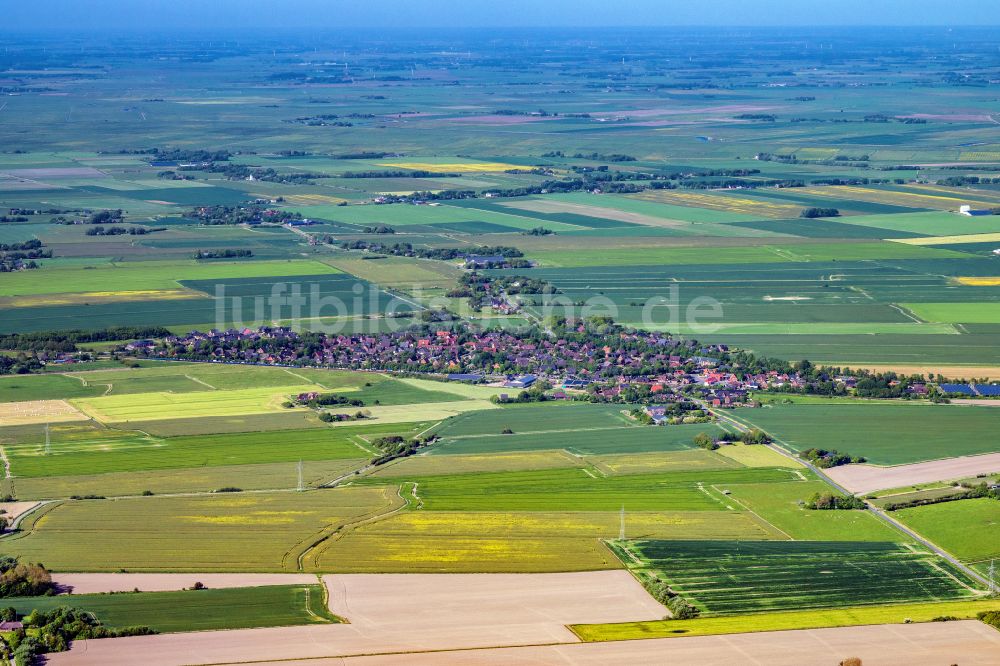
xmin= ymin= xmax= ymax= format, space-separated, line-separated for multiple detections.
xmin=707 ymin=403 xmax=993 ymax=590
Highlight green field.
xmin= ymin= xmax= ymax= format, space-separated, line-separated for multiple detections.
xmin=894 ymin=498 xmax=1000 ymax=564
xmin=359 ymin=467 xmax=798 ymax=512
xmin=12 ymin=459 xmax=366 ymax=498
xmin=0 ymin=259 xmax=339 ymax=296
xmin=6 ymin=585 xmax=339 ymax=633
xmin=72 ymin=384 xmax=325 ymax=422
xmin=529 ymin=241 xmax=966 ymax=268
xmin=735 ymin=404 xmax=1000 ymax=464
xmin=4 ymin=423 xmax=393 ymax=478
xmin=618 ymin=540 xmax=981 ymax=615
xmin=429 ymin=403 xmax=729 ymax=456
xmin=721 ymin=479 xmax=902 ymax=541
xmin=6 ymin=25 xmax=1000 ymax=629
xmin=903 ymin=302 xmax=1000 ymax=324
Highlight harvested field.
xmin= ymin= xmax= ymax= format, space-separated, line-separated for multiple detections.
xmin=845 ymin=363 xmax=1000 ymax=379
xmin=44 ymin=600 xmax=1000 ymax=665
xmin=0 ymin=399 xmax=88 ymax=426
xmin=826 ymin=452 xmax=1000 ymax=494
xmin=0 ymin=501 xmax=41 ymax=524
xmin=342 ymin=622 xmax=1000 ymax=665
xmin=46 ymin=571 xmax=666 ymax=665
xmin=895 ymin=231 xmax=1000 ymax=245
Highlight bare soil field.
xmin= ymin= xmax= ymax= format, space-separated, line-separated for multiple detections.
xmin=52 ymin=573 xmax=318 ymax=595
xmin=334 ymin=621 xmax=1000 ymax=666
xmin=47 ymin=571 xmax=664 ymax=665
xmin=500 ymin=199 xmax=688 ymax=228
xmin=49 ymin=619 xmax=1000 ymax=665
xmin=0 ymin=501 xmax=40 ymax=524
xmin=826 ymin=452 xmax=1000 ymax=494
xmin=845 ymin=364 xmax=1000 ymax=380
xmin=0 ymin=400 xmax=89 ymax=426
xmin=0 ymin=167 xmax=107 ymax=179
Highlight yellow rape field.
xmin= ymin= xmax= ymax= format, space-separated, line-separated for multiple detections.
xmin=955 ymin=276 xmax=1000 ymax=286
xmin=312 ymin=510 xmax=784 ymax=572
xmin=2 ymin=289 xmax=203 ymax=309
xmin=276 ymin=193 xmax=350 ymax=205
xmin=630 ymin=190 xmax=801 ymax=218
xmin=797 ymin=185 xmax=997 ymax=211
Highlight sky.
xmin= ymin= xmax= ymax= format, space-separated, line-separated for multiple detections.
xmin=6 ymin=0 xmax=1000 ymax=30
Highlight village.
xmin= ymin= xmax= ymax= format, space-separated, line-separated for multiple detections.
xmin=125 ymin=322 xmax=939 ymax=416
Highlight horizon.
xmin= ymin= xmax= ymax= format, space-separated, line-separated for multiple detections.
xmin=7 ymin=0 xmax=1000 ymax=30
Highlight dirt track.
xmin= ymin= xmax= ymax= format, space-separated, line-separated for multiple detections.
xmin=826 ymin=452 xmax=1000 ymax=494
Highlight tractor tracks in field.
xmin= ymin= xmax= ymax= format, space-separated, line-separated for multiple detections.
xmin=290 ymin=483 xmax=413 ymax=572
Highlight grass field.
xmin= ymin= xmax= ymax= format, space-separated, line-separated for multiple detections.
xmin=361 ymin=468 xmax=799 ymax=512
xmin=735 ymin=404 xmax=1000 ymax=464
xmin=429 ymin=403 xmax=729 ymax=456
xmin=0 ymin=259 xmax=339 ymax=296
xmin=12 ymin=459 xmax=367 ymax=498
xmin=72 ymin=384 xmax=324 ymax=422
xmin=903 ymin=302 xmax=1000 ymax=324
xmin=6 ymin=584 xmax=339 ymax=632
xmin=721 ymin=480 xmax=902 ymax=541
xmin=4 ymin=423 xmax=397 ymax=478
xmin=894 ymin=498 xmax=1000 ymax=564
xmin=617 ymin=540 xmax=981 ymax=615
xmin=571 ymin=599 xmax=1000 ymax=642
xmin=529 ymin=241 xmax=965 ymax=268
xmin=370 ymin=450 xmax=581 ymax=477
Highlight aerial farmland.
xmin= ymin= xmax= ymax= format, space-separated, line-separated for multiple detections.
xmin=0 ymin=8 xmax=999 ymax=666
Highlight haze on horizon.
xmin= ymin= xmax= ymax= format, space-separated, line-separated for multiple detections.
xmin=6 ymin=0 xmax=1000 ymax=31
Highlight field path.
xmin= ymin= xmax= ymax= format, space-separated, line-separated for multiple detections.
xmin=0 ymin=445 xmax=11 ymax=480
xmin=184 ymin=375 xmax=217 ymax=390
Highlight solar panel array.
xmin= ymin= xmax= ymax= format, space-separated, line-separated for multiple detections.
xmin=939 ymin=383 xmax=976 ymax=395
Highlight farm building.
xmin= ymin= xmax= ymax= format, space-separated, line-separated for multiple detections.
xmin=464 ymin=255 xmax=507 ymax=269
xmin=959 ymin=205 xmax=991 ymax=216
xmin=507 ymin=374 xmax=537 ymax=389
